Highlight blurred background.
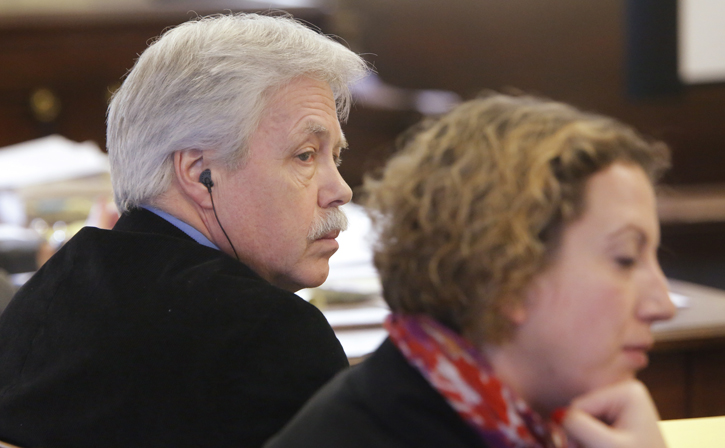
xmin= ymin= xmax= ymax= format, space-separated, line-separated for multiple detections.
xmin=1 ymin=0 xmax=725 ymax=420
xmin=2 ymin=0 xmax=725 ymax=284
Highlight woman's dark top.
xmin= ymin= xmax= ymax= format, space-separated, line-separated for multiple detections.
xmin=265 ymin=338 xmax=489 ymax=448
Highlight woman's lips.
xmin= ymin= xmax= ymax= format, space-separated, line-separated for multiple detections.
xmin=623 ymin=342 xmax=653 ymax=369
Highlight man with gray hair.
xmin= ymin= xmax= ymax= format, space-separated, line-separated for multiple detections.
xmin=0 ymin=13 xmax=368 ymax=448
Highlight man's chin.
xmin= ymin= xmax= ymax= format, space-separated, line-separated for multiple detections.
xmin=280 ymin=265 xmax=331 ymax=293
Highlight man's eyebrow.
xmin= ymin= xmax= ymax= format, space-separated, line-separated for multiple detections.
xmin=305 ymin=121 xmax=327 ymax=136
xmin=304 ymin=121 xmax=348 ymax=149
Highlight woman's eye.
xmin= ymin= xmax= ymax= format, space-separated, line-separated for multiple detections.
xmin=615 ymin=257 xmax=636 ymax=269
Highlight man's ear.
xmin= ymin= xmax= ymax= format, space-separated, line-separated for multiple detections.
xmin=174 ymin=149 xmax=212 ymax=209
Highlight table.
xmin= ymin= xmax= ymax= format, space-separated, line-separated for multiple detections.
xmin=659 ymin=415 xmax=725 ymax=448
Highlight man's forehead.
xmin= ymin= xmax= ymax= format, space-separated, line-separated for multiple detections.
xmin=303 ymin=120 xmax=348 ymax=149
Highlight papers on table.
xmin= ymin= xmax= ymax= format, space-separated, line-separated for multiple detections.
xmin=323 ymin=306 xmax=389 ymax=329
xmin=0 ymin=135 xmax=108 ymax=190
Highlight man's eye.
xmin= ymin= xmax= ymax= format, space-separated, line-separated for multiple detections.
xmin=297 ymin=151 xmax=314 ymax=162
xmin=615 ymin=257 xmax=636 ymax=269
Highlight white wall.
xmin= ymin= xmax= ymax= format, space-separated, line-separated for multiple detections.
xmin=679 ymin=0 xmax=725 ymax=84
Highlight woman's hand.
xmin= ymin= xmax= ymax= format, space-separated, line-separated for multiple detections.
xmin=561 ymin=380 xmax=667 ymax=448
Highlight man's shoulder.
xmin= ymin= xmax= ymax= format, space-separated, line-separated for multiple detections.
xmin=79 ymin=207 xmax=322 ymax=316
xmin=65 ymin=224 xmax=316 ymax=313
xmin=8 ymin=221 xmax=340 ymax=362
xmin=64 ymin=221 xmax=247 ymax=279
xmin=17 ymin=224 xmax=317 ymax=338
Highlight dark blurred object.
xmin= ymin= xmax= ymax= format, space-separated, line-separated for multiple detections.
xmin=625 ymin=0 xmax=682 ymax=98
xmin=0 ymin=226 xmax=42 ymax=274
xmin=660 ymin=221 xmax=725 ymax=291
xmin=0 ymin=269 xmax=14 ymax=315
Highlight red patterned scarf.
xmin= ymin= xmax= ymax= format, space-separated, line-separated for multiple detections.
xmin=385 ymin=313 xmax=570 ymax=448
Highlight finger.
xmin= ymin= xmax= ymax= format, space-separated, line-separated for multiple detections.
xmin=562 ymin=408 xmax=625 ymax=448
xmin=570 ymin=380 xmax=655 ymax=427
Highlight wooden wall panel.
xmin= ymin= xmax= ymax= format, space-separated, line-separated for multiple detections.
xmin=335 ymin=0 xmax=725 ymax=186
xmin=638 ymin=352 xmax=689 ymax=420
xmin=0 ymin=9 xmax=326 ymax=151
xmin=691 ymin=348 xmax=725 ymax=417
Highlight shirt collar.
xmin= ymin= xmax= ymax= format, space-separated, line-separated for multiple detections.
xmin=141 ymin=205 xmax=219 ymax=251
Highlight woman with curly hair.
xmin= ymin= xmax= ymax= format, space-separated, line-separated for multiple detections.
xmin=266 ymin=94 xmax=675 ymax=448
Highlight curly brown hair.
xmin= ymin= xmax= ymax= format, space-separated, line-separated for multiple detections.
xmin=362 ymin=94 xmax=670 ymax=343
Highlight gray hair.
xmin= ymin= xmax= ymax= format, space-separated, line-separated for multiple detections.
xmin=107 ymin=13 xmax=369 ymax=212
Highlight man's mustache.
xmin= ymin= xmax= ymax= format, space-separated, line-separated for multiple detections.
xmin=308 ymin=207 xmax=348 ymax=241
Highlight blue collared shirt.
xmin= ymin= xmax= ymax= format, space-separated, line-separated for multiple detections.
xmin=142 ymin=205 xmax=219 ymax=251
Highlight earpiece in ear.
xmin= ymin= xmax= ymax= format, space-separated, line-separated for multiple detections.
xmin=199 ymin=169 xmax=214 ymax=189
xmin=198 ymin=168 xmax=240 ymax=261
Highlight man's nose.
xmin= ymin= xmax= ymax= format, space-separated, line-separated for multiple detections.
xmin=319 ymin=161 xmax=353 ymax=208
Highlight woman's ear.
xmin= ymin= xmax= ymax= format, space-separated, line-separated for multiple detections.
xmin=503 ymin=301 xmax=528 ymax=325
xmin=174 ymin=149 xmax=212 ymax=209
